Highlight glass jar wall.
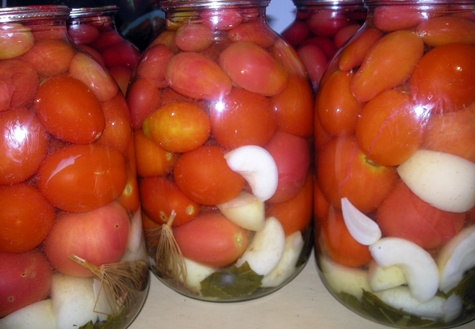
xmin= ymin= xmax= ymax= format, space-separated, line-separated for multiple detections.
xmin=281 ymin=0 xmax=366 ymax=90
xmin=0 ymin=5 xmax=149 ymax=329
xmin=129 ymin=0 xmax=314 ymax=302
xmin=314 ymin=0 xmax=475 ymax=327
xmin=67 ymin=5 xmax=142 ymax=95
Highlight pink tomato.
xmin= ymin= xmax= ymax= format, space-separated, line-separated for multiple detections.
xmin=44 ymin=202 xmax=130 ymax=277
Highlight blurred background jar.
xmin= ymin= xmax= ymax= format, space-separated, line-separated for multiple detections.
xmin=281 ymin=0 xmax=366 ymax=90
xmin=0 ymin=5 xmax=149 ymax=329
xmin=129 ymin=0 xmax=315 ymax=302
xmin=68 ymin=5 xmax=142 ymax=94
xmin=314 ymin=0 xmax=475 ymax=327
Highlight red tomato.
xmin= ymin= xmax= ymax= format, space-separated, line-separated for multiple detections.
xmin=266 ymin=174 xmax=313 ymax=236
xmin=44 ymin=202 xmax=130 ymax=277
xmin=422 ymin=104 xmax=475 ymax=163
xmin=166 ymin=52 xmax=232 ymax=100
xmin=301 ymin=36 xmax=337 ymax=59
xmin=0 ymin=250 xmax=52 ymax=317
xmin=219 ymin=41 xmax=287 ymax=96
xmin=174 ymin=145 xmax=245 ymax=205
xmin=143 ymin=101 xmax=210 ymax=153
xmin=21 ymin=39 xmax=75 ymax=77
xmin=376 ymin=181 xmax=466 ymax=250
xmin=334 ymin=24 xmax=361 ymax=49
xmin=67 ymin=23 xmax=100 ymax=44
xmin=296 ymin=44 xmax=328 ymax=88
xmin=265 ymin=131 xmax=310 ymax=204
xmin=136 ymin=44 xmax=174 ymax=89
xmin=351 ymin=30 xmax=424 ymax=103
xmin=140 ymin=176 xmax=200 ymax=227
xmin=410 ymin=43 xmax=475 ymax=114
xmin=127 ymin=78 xmax=162 ymax=129
xmin=0 ymin=108 xmax=48 ymax=185
xmin=316 ymin=70 xmax=361 ymax=136
xmin=108 ymin=65 xmax=132 ymax=95
xmin=175 ymin=24 xmax=214 ymax=52
xmin=416 ymin=16 xmax=475 ymax=47
xmin=36 ymin=144 xmax=127 ymax=213
xmin=355 ymin=89 xmax=426 ymax=166
xmin=338 ymin=27 xmax=383 ymax=72
xmin=306 ymin=10 xmax=352 ymax=37
xmin=317 ymin=136 xmax=398 ymax=213
xmin=34 ymin=75 xmax=105 ymax=144
xmin=202 ymin=8 xmax=243 ymax=30
xmin=227 ymin=21 xmax=276 ymax=49
xmin=101 ymin=42 xmax=140 ymax=69
xmin=319 ymin=208 xmax=372 ymax=268
xmin=0 ymin=184 xmax=55 ymax=253
xmin=281 ymin=20 xmax=310 ymax=47
xmin=272 ymin=74 xmax=314 ymax=138
xmin=134 ymin=129 xmax=177 ymax=177
xmin=173 ymin=213 xmax=248 ymax=267
xmin=209 ymin=87 xmax=277 ymax=149
xmin=373 ymin=4 xmax=447 ymax=32
xmin=90 ymin=30 xmax=123 ymax=51
xmin=0 ymin=59 xmax=38 ymax=110
xmin=96 ymin=93 xmax=133 ymax=154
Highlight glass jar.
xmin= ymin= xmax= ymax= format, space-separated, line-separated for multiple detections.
xmin=129 ymin=0 xmax=314 ymax=301
xmin=67 ymin=5 xmax=142 ymax=95
xmin=0 ymin=5 xmax=149 ymax=329
xmin=281 ymin=0 xmax=366 ymax=90
xmin=314 ymin=0 xmax=475 ymax=327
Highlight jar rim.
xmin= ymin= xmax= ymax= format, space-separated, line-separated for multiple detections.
xmin=159 ymin=0 xmax=270 ymax=10
xmin=69 ymin=5 xmax=118 ymax=18
xmin=364 ymin=0 xmax=474 ymax=4
xmin=0 ymin=5 xmax=70 ymax=22
xmin=293 ymin=0 xmax=364 ymax=5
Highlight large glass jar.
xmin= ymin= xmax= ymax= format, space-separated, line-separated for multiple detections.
xmin=314 ymin=0 xmax=475 ymax=327
xmin=281 ymin=0 xmax=366 ymax=90
xmin=67 ymin=5 xmax=142 ymax=95
xmin=0 ymin=5 xmax=149 ymax=329
xmin=129 ymin=0 xmax=314 ymax=301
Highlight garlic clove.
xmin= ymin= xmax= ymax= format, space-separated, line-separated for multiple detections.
xmin=217 ymin=191 xmax=265 ymax=231
xmin=235 ymin=216 xmax=285 ymax=275
xmin=341 ymin=197 xmax=381 ymax=245
xmin=437 ymin=225 xmax=475 ymax=293
xmin=225 ymin=145 xmax=278 ymax=202
xmin=397 ymin=150 xmax=475 ymax=213
xmin=369 ymin=237 xmax=439 ymax=302
xmin=0 ymin=299 xmax=56 ymax=329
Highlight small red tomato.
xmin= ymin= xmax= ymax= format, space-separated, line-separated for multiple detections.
xmin=0 ymin=250 xmax=52 ymax=317
xmin=173 ymin=213 xmax=248 ymax=267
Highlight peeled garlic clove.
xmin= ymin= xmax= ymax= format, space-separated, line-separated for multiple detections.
xmin=51 ymin=274 xmax=97 ymax=329
xmin=236 ymin=216 xmax=285 ymax=275
xmin=341 ymin=197 xmax=381 ymax=245
xmin=0 ymin=299 xmax=56 ymax=329
xmin=367 ymin=261 xmax=407 ymax=292
xmin=319 ymin=255 xmax=371 ymax=301
xmin=369 ymin=237 xmax=439 ymax=302
xmin=225 ymin=145 xmax=278 ymax=202
xmin=182 ymin=258 xmax=215 ymax=294
xmin=398 ymin=150 xmax=475 ymax=213
xmin=373 ymin=286 xmax=460 ymax=321
xmin=437 ymin=225 xmax=475 ymax=293
xmin=218 ymin=191 xmax=265 ymax=231
xmin=261 ymin=231 xmax=304 ymax=287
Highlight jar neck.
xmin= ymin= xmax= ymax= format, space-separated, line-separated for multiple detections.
xmin=68 ymin=7 xmax=117 ymax=31
xmin=0 ymin=5 xmax=70 ymax=23
xmin=160 ymin=0 xmax=270 ymax=11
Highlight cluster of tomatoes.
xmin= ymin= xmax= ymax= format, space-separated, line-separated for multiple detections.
xmin=67 ymin=6 xmax=141 ymax=95
xmin=281 ymin=2 xmax=366 ymax=89
xmin=314 ymin=3 xmax=475 ymax=286
xmin=128 ymin=6 xmax=314 ymax=297
xmin=0 ymin=9 xmax=144 ymax=319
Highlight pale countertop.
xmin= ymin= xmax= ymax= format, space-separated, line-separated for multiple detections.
xmin=128 ymin=252 xmax=475 ymax=329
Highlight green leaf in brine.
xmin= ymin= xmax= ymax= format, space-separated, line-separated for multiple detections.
xmin=453 ymin=267 xmax=475 ymax=320
xmin=78 ymin=307 xmax=127 ymax=329
xmin=200 ymin=262 xmax=263 ymax=299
